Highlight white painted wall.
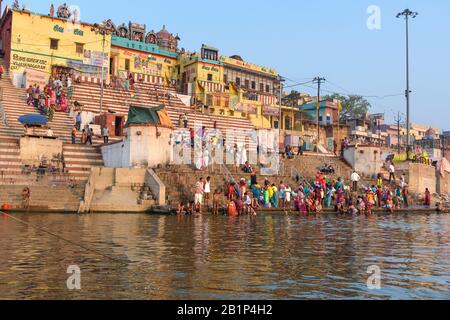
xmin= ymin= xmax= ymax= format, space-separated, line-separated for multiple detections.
xmin=101 ymin=140 xmax=130 ymax=168
xmin=344 ymin=145 xmax=383 ymax=177
xmin=101 ymin=126 xmax=172 ymax=169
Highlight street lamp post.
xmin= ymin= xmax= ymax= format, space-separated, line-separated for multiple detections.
xmin=91 ymin=24 xmax=111 ymax=115
xmin=313 ymin=77 xmax=326 ymax=154
xmin=397 ymin=8 xmax=418 ymax=159
xmin=278 ymin=75 xmax=285 ymax=151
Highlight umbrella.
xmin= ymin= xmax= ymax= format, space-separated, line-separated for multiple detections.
xmin=18 ymin=114 xmax=48 ymax=126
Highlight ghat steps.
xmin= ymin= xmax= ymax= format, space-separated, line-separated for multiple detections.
xmin=0 ymin=60 xmax=75 ymax=142
xmin=154 ymin=154 xmax=355 ymax=206
xmin=0 ymin=184 xmax=84 ymax=212
xmin=62 ymin=143 xmax=104 ymax=181
xmin=71 ymin=81 xmax=258 ymax=150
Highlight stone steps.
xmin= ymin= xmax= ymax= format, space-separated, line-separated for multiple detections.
xmin=0 ymin=184 xmax=84 ymax=211
xmin=62 ymin=143 xmax=104 ymax=181
xmin=71 ymin=81 xmax=258 ymax=150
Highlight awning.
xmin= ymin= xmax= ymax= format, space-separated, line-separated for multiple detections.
xmin=126 ymin=105 xmax=173 ymax=129
xmin=18 ymin=114 xmax=48 ymax=126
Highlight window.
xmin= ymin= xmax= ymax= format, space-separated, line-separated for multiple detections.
xmin=251 ymin=81 xmax=256 ymax=90
xmin=50 ymin=38 xmax=59 ymax=50
xmin=125 ymin=59 xmax=130 ymax=71
xmin=224 ymin=96 xmax=230 ymax=108
xmin=223 ymin=74 xmax=228 ymax=83
xmin=273 ymin=120 xmax=279 ymax=130
xmin=75 ymin=43 xmax=84 ymax=54
xmin=206 ymin=94 xmax=213 ymax=106
xmin=285 ymin=117 xmax=292 ymax=131
xmin=214 ymin=96 xmax=221 ymax=106
xmin=236 ymin=77 xmax=241 ymax=86
xmin=260 ymin=83 xmax=264 ymax=92
xmin=245 ymin=79 xmax=250 ymax=89
xmin=207 ymin=74 xmax=213 ymax=81
xmin=266 ymin=85 xmax=270 ymax=93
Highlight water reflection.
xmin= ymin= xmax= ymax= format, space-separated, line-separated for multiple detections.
xmin=0 ymin=213 xmax=448 ymax=300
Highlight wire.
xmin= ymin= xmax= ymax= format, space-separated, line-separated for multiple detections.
xmin=324 ymin=80 xmax=404 ymax=100
xmin=284 ymin=80 xmax=315 ymax=89
xmin=1 ymin=211 xmax=123 ymax=263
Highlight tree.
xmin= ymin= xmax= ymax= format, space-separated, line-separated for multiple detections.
xmin=323 ymin=94 xmax=371 ymax=121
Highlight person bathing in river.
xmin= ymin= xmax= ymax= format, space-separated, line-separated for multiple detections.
xmin=177 ymin=202 xmax=187 ymax=215
xmin=250 ymin=196 xmax=259 ymax=216
xmin=325 ymin=184 xmax=333 ymax=209
xmin=315 ymin=199 xmax=323 ymax=213
xmin=227 ymin=182 xmax=236 ymax=201
xmin=284 ymin=185 xmax=292 ymax=208
xmin=243 ymin=192 xmax=252 ymax=214
xmin=204 ymin=176 xmax=211 ymax=208
xmin=212 ymin=190 xmax=220 ymax=215
xmin=349 ymin=204 xmax=358 ymax=216
xmin=423 ymin=188 xmax=431 ymax=207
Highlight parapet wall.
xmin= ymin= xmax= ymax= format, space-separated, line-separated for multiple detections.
xmin=20 ymin=136 xmax=63 ymax=166
xmin=437 ymin=171 xmax=450 ymax=195
xmin=404 ymin=163 xmax=437 ymax=195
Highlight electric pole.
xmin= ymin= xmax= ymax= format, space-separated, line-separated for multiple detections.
xmin=313 ymin=77 xmax=326 ymax=152
xmin=394 ymin=111 xmax=404 ymax=154
xmin=397 ymin=8 xmax=418 ymax=160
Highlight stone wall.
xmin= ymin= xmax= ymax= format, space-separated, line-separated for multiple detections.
xmin=404 ymin=163 xmax=437 ymax=194
xmin=20 ymin=136 xmax=63 ymax=166
xmin=437 ymin=171 xmax=450 ymax=195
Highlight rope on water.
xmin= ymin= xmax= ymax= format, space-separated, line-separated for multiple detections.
xmin=1 ymin=211 xmax=125 ymax=264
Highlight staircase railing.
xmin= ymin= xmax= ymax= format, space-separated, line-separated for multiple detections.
xmin=220 ymin=163 xmax=236 ymax=184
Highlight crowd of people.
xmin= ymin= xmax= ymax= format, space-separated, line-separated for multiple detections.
xmin=177 ymin=165 xmax=442 ymax=216
xmin=26 ymin=76 xmax=73 ymax=121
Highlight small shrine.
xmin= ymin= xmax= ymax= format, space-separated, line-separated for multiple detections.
xmin=101 ymin=19 xmax=180 ymax=52
xmin=56 ymin=3 xmax=71 ymax=19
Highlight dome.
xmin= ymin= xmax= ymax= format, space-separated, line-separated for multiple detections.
xmin=230 ymin=55 xmax=244 ymax=61
xmin=157 ymin=25 xmax=171 ymax=39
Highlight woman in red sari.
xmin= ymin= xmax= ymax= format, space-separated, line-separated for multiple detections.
xmin=60 ymin=91 xmax=67 ymax=112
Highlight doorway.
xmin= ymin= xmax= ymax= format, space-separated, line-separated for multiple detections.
xmin=115 ymin=116 xmax=124 ymax=136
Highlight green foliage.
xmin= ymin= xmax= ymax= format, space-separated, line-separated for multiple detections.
xmin=324 ymin=93 xmax=371 ymax=121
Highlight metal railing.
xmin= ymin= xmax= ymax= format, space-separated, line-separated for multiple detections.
xmin=220 ymin=163 xmax=236 ymax=184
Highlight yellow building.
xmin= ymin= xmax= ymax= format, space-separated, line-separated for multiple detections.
xmin=178 ymin=44 xmax=283 ymax=128
xmin=107 ymin=24 xmax=180 ymax=86
xmin=0 ymin=6 xmax=299 ymax=134
xmin=1 ymin=8 xmax=111 ymax=86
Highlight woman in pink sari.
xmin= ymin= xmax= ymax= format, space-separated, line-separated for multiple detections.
xmin=60 ymin=92 xmax=67 ymax=112
xmin=50 ymin=88 xmax=57 ymax=106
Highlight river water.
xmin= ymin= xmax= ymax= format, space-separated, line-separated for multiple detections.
xmin=0 ymin=213 xmax=448 ymax=300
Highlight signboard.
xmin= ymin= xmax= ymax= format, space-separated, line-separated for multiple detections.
xmin=11 ymin=53 xmax=48 ymax=72
xmin=66 ymin=60 xmax=102 ymax=78
xmin=234 ymin=104 xmax=257 ymax=114
xmin=219 ymin=56 xmax=278 ymax=77
xmin=262 ymin=105 xmax=280 ymax=117
xmin=83 ymin=50 xmax=108 ymax=68
xmin=24 ymin=69 xmax=49 ymax=88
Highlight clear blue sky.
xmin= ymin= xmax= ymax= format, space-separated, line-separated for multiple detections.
xmin=12 ymin=0 xmax=450 ymax=130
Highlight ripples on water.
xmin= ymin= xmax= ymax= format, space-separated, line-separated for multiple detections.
xmin=0 ymin=213 xmax=448 ymax=300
